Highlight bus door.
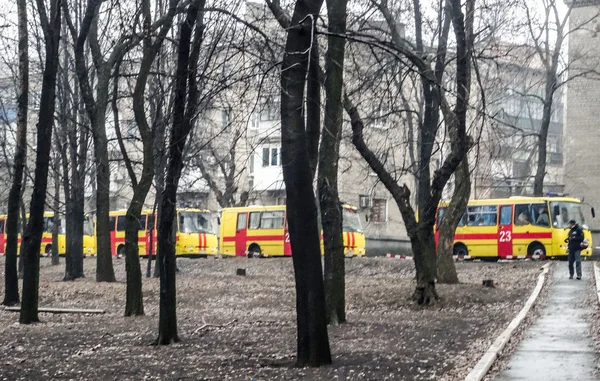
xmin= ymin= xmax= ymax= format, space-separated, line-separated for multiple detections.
xmin=235 ymin=212 xmax=248 ymax=256
xmin=0 ymin=218 xmax=5 ymax=254
xmin=284 ymin=217 xmax=291 ymax=256
xmin=498 ymin=205 xmax=513 ymax=258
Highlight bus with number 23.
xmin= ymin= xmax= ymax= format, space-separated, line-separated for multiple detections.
xmin=435 ymin=196 xmax=593 ymax=259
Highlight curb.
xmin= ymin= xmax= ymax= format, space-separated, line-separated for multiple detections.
xmin=464 ymin=262 xmax=551 ymax=381
xmin=594 ymin=263 xmax=600 ymax=305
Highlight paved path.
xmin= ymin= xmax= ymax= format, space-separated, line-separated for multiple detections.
xmin=495 ymin=262 xmax=598 ymax=380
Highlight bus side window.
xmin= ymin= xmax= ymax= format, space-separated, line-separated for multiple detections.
xmin=499 ymin=205 xmax=512 ymax=225
xmin=109 ymin=216 xmax=116 ymax=231
xmin=514 ymin=204 xmax=531 ymax=225
xmin=0 ymin=219 xmax=4 ymax=233
xmin=248 ymin=212 xmax=261 ymax=230
xmin=116 ymin=216 xmax=126 ymax=231
xmin=236 ymin=213 xmax=247 ymax=231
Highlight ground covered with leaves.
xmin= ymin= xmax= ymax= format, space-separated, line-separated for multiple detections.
xmin=0 ymin=257 xmax=544 ymax=380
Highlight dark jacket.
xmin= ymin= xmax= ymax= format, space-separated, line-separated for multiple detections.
xmin=567 ymin=224 xmax=584 ymax=251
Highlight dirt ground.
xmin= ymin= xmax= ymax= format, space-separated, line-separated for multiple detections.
xmin=0 ymin=257 xmax=545 ymax=381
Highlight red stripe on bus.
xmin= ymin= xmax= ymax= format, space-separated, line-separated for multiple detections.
xmin=455 ymin=234 xmax=497 ymax=240
xmin=455 ymin=232 xmax=552 ymax=240
xmin=223 ymin=235 xmax=283 ymax=242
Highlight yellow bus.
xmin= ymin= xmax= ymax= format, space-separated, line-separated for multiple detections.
xmin=0 ymin=212 xmax=95 ymax=256
xmin=435 ymin=196 xmax=594 ymax=259
xmin=219 ymin=204 xmax=366 ymax=257
xmin=108 ymin=208 xmax=218 ymax=257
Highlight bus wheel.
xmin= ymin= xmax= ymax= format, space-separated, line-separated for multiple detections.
xmin=528 ymin=243 xmax=546 ymax=258
xmin=453 ymin=243 xmax=468 ymax=257
xmin=117 ymin=245 xmax=125 ymax=258
xmin=45 ymin=245 xmax=52 ymax=257
xmin=247 ymin=244 xmax=261 ymax=258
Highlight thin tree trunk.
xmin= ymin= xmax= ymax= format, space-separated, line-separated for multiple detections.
xmin=18 ymin=201 xmax=26 ymax=278
xmin=436 ymin=0 xmax=475 ymax=284
xmin=20 ymin=0 xmax=61 ymax=324
xmin=320 ymin=0 xmax=348 ymax=326
xmin=51 ymin=151 xmax=60 ymax=265
xmin=2 ymin=0 xmax=28 ymax=306
xmin=156 ymin=0 xmax=205 ymax=344
xmin=436 ymin=159 xmax=469 ymax=283
xmin=282 ymin=0 xmax=331 ymax=366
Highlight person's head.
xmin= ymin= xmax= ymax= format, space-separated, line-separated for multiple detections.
xmin=540 ymin=208 xmax=547 ymax=214
xmin=569 ymin=219 xmax=577 ymax=228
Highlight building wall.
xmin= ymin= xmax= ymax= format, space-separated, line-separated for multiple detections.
xmin=565 ymin=2 xmax=600 ymax=230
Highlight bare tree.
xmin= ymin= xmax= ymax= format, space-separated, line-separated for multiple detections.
xmin=280 ymin=0 xmax=332 ymax=366
xmin=20 ymin=0 xmax=61 ymax=324
xmin=349 ymin=0 xmax=470 ymax=304
xmin=319 ymin=0 xmax=348 ymax=325
xmin=156 ymin=0 xmax=206 ymax=345
xmin=2 ymin=0 xmax=28 ymax=306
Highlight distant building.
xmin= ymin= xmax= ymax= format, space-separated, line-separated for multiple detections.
xmin=564 ymin=0 xmax=600 ymax=230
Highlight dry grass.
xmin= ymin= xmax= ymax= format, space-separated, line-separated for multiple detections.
xmin=0 ymin=256 xmax=544 ymax=380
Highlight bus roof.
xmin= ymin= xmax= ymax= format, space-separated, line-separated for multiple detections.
xmin=109 ymin=208 xmax=211 ymax=215
xmin=439 ymin=196 xmax=582 ymax=207
xmin=221 ymin=204 xmax=359 ymax=213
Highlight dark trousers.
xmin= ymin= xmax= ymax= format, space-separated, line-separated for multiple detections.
xmin=568 ymin=249 xmax=582 ymax=278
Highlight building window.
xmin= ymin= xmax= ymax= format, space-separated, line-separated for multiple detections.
xmin=261 ymin=146 xmax=280 ymax=167
xmin=260 ymin=97 xmax=279 ymax=121
xmin=370 ymin=198 xmax=387 ymax=223
xmin=221 ymin=108 xmax=231 ymax=129
xmin=359 ymin=195 xmax=371 ymax=209
xmin=249 ymin=154 xmax=254 ymax=174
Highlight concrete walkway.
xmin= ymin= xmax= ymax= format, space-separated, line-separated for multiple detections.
xmin=495 ymin=262 xmax=598 ymax=381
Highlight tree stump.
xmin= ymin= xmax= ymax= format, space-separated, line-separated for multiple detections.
xmin=482 ymin=279 xmax=495 ymax=288
xmin=236 ymin=268 xmax=246 ymax=276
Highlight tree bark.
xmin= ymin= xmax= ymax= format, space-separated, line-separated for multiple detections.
xmin=282 ymin=0 xmax=332 ymax=366
xmin=156 ymin=0 xmax=206 ymax=345
xmin=436 ymin=0 xmax=475 ymax=284
xmin=20 ymin=0 xmax=61 ymax=324
xmin=436 ymin=158 xmax=469 ymax=284
xmin=51 ymin=151 xmax=60 ymax=265
xmin=319 ymin=0 xmax=348 ymax=326
xmin=2 ymin=0 xmax=28 ymax=306
xmin=69 ymin=0 xmax=117 ymax=282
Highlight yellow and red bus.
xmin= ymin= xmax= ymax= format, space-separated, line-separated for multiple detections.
xmin=435 ymin=196 xmax=593 ymax=259
xmin=0 ymin=212 xmax=95 ymax=256
xmin=219 ymin=204 xmax=366 ymax=257
xmin=108 ymin=208 xmax=218 ymax=257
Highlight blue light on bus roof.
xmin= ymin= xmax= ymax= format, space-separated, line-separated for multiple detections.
xmin=546 ymin=192 xmax=568 ymax=197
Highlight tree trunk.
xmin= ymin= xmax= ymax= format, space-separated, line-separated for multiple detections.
xmin=51 ymin=153 xmax=60 ymax=265
xmin=21 ymin=0 xmax=61 ymax=324
xmin=18 ymin=201 xmax=26 ymax=278
xmin=93 ymin=76 xmax=116 ymax=282
xmin=319 ymin=0 xmax=348 ymax=326
xmin=2 ymin=0 xmax=28 ymax=306
xmin=436 ymin=158 xmax=469 ymax=284
xmin=71 ymin=0 xmax=116 ymax=282
xmin=412 ymin=228 xmax=439 ymax=305
xmin=156 ymin=0 xmax=205 ymax=345
xmin=437 ymin=0 xmax=474 ymax=284
xmin=533 ymin=79 xmax=555 ymax=196
xmin=282 ymin=0 xmax=331 ymax=366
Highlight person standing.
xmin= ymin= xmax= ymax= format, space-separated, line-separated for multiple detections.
xmin=566 ymin=219 xmax=584 ymax=280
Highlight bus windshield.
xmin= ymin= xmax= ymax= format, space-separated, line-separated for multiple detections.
xmin=179 ymin=212 xmax=213 ymax=234
xmin=551 ymin=201 xmax=585 ymax=228
xmin=342 ymin=208 xmax=362 ymax=232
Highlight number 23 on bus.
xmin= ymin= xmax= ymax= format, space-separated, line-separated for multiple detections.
xmin=434 ymin=196 xmax=594 ymax=259
xmin=219 ymin=204 xmax=366 ymax=257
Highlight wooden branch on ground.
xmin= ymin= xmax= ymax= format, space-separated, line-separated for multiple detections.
xmin=4 ymin=307 xmax=105 ymax=314
xmin=192 ymin=318 xmax=238 ymax=334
